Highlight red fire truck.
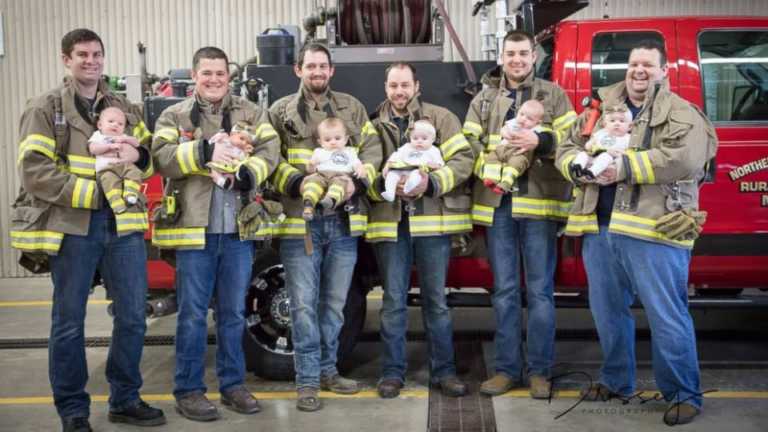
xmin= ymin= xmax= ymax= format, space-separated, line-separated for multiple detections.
xmin=139 ymin=1 xmax=768 ymax=379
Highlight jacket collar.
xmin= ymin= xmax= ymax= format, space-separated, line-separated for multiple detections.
xmin=60 ymin=76 xmax=113 ymax=134
xmin=480 ymin=65 xmax=535 ymax=93
xmin=194 ymin=91 xmax=232 ymax=114
xmin=376 ymin=93 xmax=424 ymax=124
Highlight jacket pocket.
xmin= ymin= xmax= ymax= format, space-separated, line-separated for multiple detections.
xmin=11 ymin=204 xmax=49 ymax=231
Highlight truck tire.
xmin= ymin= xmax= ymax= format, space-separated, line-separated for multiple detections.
xmin=243 ymin=247 xmax=368 ymax=381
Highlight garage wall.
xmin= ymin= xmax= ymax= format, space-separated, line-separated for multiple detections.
xmin=0 ymin=0 xmax=766 ymax=277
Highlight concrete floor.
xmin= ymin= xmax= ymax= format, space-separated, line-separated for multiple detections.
xmin=0 ymin=277 xmax=766 ymax=431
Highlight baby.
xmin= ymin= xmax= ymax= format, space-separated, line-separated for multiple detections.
xmin=571 ymin=104 xmax=632 ymax=179
xmin=381 ymin=119 xmax=444 ymax=202
xmin=301 ymin=117 xmax=366 ymax=220
xmin=88 ymin=107 xmax=143 ymax=214
xmin=208 ymin=122 xmax=258 ymax=189
xmin=482 ymin=99 xmax=544 ymax=194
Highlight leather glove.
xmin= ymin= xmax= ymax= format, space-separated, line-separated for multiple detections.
xmin=655 ymin=209 xmax=708 ymax=241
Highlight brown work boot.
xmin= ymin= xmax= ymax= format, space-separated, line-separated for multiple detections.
xmin=437 ymin=375 xmax=468 ymax=397
xmin=320 ymin=374 xmax=359 ymax=395
xmin=579 ymin=383 xmax=621 ymax=402
xmin=663 ymin=402 xmax=700 ymax=426
xmin=175 ymin=392 xmax=220 ymax=422
xmin=529 ymin=375 xmax=552 ymax=399
xmin=377 ymin=378 xmax=404 ymax=399
xmin=296 ymin=387 xmax=322 ymax=412
xmin=480 ymin=374 xmax=518 ymax=396
xmin=221 ymin=386 xmax=261 ymax=415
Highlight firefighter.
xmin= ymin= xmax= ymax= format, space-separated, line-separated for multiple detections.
xmin=151 ymin=46 xmax=279 ymax=421
xmin=556 ymin=40 xmax=714 ymax=426
xmin=268 ymin=42 xmax=382 ymax=412
xmin=368 ymin=62 xmax=475 ymax=399
xmin=463 ymin=30 xmax=577 ymax=399
xmin=10 ymin=29 xmax=164 ymax=431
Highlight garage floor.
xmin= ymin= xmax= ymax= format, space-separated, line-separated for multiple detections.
xmin=0 ymin=277 xmax=766 ymax=432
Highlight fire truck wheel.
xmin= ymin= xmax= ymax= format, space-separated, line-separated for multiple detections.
xmin=242 ymin=247 xmax=368 ymax=381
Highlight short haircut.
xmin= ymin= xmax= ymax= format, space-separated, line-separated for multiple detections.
xmin=602 ymin=103 xmax=633 ymax=124
xmin=411 ymin=120 xmax=436 ymax=139
xmin=61 ymin=28 xmax=104 ymax=57
xmin=520 ymin=99 xmax=545 ymax=118
xmin=502 ymin=30 xmax=535 ymax=49
xmin=317 ymin=117 xmax=347 ymax=136
xmin=192 ymin=46 xmax=229 ymax=70
xmin=297 ymin=42 xmax=332 ymax=68
xmin=630 ymin=39 xmax=667 ymax=66
xmin=385 ymin=62 xmax=419 ymax=83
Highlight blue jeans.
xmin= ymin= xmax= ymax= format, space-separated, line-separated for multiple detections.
xmin=280 ymin=213 xmax=358 ymax=389
xmin=49 ymin=207 xmax=148 ymax=419
xmin=486 ymin=195 xmax=558 ymax=379
xmin=174 ymin=234 xmax=254 ymax=396
xmin=583 ymin=227 xmax=702 ymax=408
xmin=373 ymin=217 xmax=456 ymax=383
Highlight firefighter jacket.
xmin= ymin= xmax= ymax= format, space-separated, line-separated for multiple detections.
xmin=555 ymin=80 xmax=717 ymax=249
xmin=151 ymin=93 xmax=280 ymax=249
xmin=365 ymin=96 xmax=475 ymax=242
xmin=463 ymin=66 xmax=577 ymax=225
xmin=11 ymin=77 xmax=153 ymax=256
xmin=269 ymin=85 xmax=383 ymax=238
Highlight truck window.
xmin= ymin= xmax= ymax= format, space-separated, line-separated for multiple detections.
xmin=699 ymin=30 xmax=768 ymax=122
xmin=535 ymin=37 xmax=554 ymax=81
xmin=591 ymin=32 xmax=665 ymax=91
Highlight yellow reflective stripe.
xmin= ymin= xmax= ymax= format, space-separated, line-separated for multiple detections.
xmin=363 ymin=163 xmax=377 ymax=185
xmin=287 ymin=148 xmax=313 ymax=165
xmin=124 ymin=179 xmax=141 ymax=192
xmin=473 ymin=152 xmax=485 ymax=177
xmin=176 ymin=140 xmax=203 ymax=175
xmin=361 ymin=121 xmax=379 ymax=136
xmin=564 ymin=214 xmax=599 ymax=235
xmin=367 ymin=174 xmax=384 ymax=201
xmin=409 ymin=214 xmax=471 ymax=233
xmin=244 ymin=156 xmax=269 ymax=184
xmin=552 ymin=111 xmax=577 ymax=130
xmin=10 ymin=230 xmax=64 ymax=253
xmin=105 ymin=188 xmax=122 ymax=200
xmin=115 ymin=212 xmax=149 ymax=232
xmin=560 ymin=154 xmax=576 ymax=182
xmin=18 ymin=134 xmax=58 ymax=163
xmin=274 ymin=162 xmax=300 ymax=193
xmin=487 ymin=134 xmax=502 ymax=152
xmin=67 ymin=155 xmax=97 ymax=177
xmin=640 ymin=151 xmax=655 ymax=184
xmin=71 ymin=177 xmax=96 ymax=209
xmin=152 ymin=227 xmax=206 ymax=247
xmin=132 ymin=121 xmax=152 ymax=143
xmin=432 ymin=166 xmax=455 ymax=193
xmin=462 ymin=121 xmax=483 ymax=137
xmin=349 ymin=213 xmax=367 ymax=234
xmin=141 ymin=158 xmax=155 ymax=179
xmin=511 ymin=197 xmax=571 ymax=219
xmin=471 ymin=203 xmax=494 ymax=225
xmin=500 ymin=166 xmax=520 ymax=183
xmin=483 ymin=163 xmax=502 ymax=180
xmin=274 ymin=218 xmax=307 ymax=235
xmin=302 ymin=182 xmax=323 ymax=203
xmin=155 ymin=128 xmax=179 ymax=142
xmin=626 ymin=150 xmax=644 ymax=183
xmin=439 ymin=133 xmax=470 ymax=160
xmin=255 ymin=123 xmax=278 ymax=140
xmin=609 ymin=212 xmax=694 ymax=247
xmin=365 ymin=222 xmax=398 ymax=240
